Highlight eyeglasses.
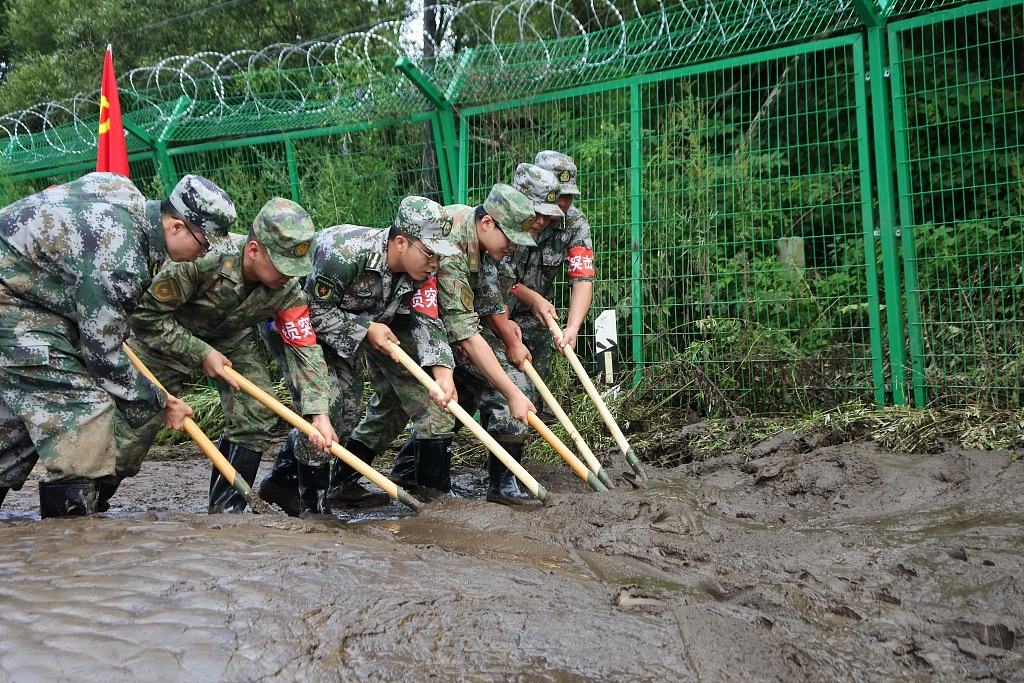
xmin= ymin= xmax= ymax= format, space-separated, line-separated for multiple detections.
xmin=187 ymin=227 xmax=211 ymax=256
xmin=409 ymin=238 xmax=440 ymax=265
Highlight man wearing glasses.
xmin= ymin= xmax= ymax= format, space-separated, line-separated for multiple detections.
xmin=349 ymin=184 xmax=542 ymax=500
xmin=124 ymin=197 xmax=338 ymax=518
xmin=257 ymin=196 xmax=460 ymax=515
xmin=0 ymin=172 xmax=234 ymax=517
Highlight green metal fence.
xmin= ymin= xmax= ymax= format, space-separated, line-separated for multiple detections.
xmin=0 ymin=0 xmax=1021 ymax=412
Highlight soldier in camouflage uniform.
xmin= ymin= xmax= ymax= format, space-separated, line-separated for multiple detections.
xmin=353 ymin=184 xmax=541 ymax=500
xmin=452 ymin=164 xmax=567 ymax=504
xmin=128 ymin=197 xmax=337 ymax=519
xmin=0 ymin=172 xmax=233 ymax=517
xmin=257 ymin=196 xmax=458 ymax=511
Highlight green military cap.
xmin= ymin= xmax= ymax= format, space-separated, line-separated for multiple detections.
xmin=168 ymin=174 xmax=236 ymax=237
xmin=394 ymin=196 xmax=460 ymax=257
xmin=512 ymin=163 xmax=564 ymax=218
xmin=252 ymin=197 xmax=315 ymax=277
xmin=483 ymin=184 xmax=537 ymax=247
xmin=534 ymin=150 xmax=582 ymax=196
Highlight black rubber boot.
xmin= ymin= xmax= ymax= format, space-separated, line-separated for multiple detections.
xmin=39 ymin=477 xmax=98 ymax=518
xmin=388 ymin=437 xmax=417 ymax=489
xmin=327 ymin=439 xmax=390 ymax=507
xmin=96 ymin=477 xmax=122 ymax=513
xmin=486 ymin=439 xmax=535 ymax=506
xmin=297 ymin=461 xmax=336 ymax=523
xmin=209 ymin=437 xmax=263 ymax=514
xmin=0 ymin=487 xmax=8 ymax=509
xmin=414 ymin=438 xmax=457 ymax=500
xmin=258 ymin=440 xmax=301 ymax=516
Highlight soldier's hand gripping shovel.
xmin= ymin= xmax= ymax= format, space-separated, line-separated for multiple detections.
xmin=386 ymin=340 xmax=548 ymax=503
xmin=123 ymin=343 xmax=280 ymax=515
xmin=547 ymin=314 xmax=649 ymax=487
xmin=522 ymin=358 xmax=614 ymax=490
xmin=219 ymin=365 xmax=424 ymax=512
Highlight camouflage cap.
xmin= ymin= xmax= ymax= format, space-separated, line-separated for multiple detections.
xmin=483 ymin=184 xmax=537 ymax=248
xmin=512 ymin=163 xmax=564 ymax=218
xmin=168 ymin=174 xmax=236 ymax=237
xmin=252 ymin=197 xmax=315 ymax=277
xmin=394 ymin=196 xmax=460 ymax=257
xmin=534 ymin=150 xmax=582 ymax=196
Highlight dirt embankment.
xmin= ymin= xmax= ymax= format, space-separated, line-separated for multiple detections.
xmin=1 ymin=432 xmax=1022 ymax=681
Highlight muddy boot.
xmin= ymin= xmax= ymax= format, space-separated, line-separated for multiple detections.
xmin=415 ymin=438 xmax=457 ymax=500
xmin=328 ymin=439 xmax=390 ymax=508
xmin=388 ymin=437 xmax=417 ymax=489
xmin=39 ymin=477 xmax=99 ymax=518
xmin=297 ymin=461 xmax=336 ymax=523
xmin=486 ymin=439 xmax=534 ymax=506
xmin=209 ymin=437 xmax=262 ymax=514
xmin=96 ymin=477 xmax=123 ymax=513
xmin=258 ymin=440 xmax=301 ymax=516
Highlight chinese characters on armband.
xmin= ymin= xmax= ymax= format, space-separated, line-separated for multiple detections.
xmin=567 ymin=246 xmax=595 ymax=278
xmin=276 ymin=305 xmax=317 ymax=347
xmin=411 ymin=277 xmax=439 ymax=318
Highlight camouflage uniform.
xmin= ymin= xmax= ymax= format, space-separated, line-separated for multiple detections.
xmin=128 ymin=199 xmax=330 ymax=473
xmin=355 ymin=186 xmax=539 ymax=455
xmin=467 ymin=164 xmax=568 ymax=440
xmin=0 ymin=173 xmax=234 ymax=508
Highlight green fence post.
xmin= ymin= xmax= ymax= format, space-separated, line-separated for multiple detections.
xmin=866 ymin=26 xmax=910 ymax=406
xmin=629 ymin=83 xmax=644 ymax=384
xmin=394 ymin=56 xmax=458 ymax=204
xmin=156 ymin=96 xmax=190 ymax=193
xmin=284 ymin=137 xmax=301 ymax=203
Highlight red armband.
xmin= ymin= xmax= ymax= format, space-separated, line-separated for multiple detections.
xmin=511 ymin=283 xmax=520 ymax=296
xmin=567 ymin=246 xmax=595 ymax=278
xmin=276 ymin=305 xmax=317 ymax=347
xmin=411 ymin=277 xmax=439 ymax=318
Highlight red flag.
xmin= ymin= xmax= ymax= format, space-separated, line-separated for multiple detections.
xmin=97 ymin=45 xmax=129 ymax=177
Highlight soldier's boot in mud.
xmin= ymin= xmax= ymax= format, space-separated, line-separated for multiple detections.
xmin=296 ymin=461 xmax=337 ymax=523
xmin=258 ymin=439 xmax=301 ymax=517
xmin=486 ymin=439 xmax=535 ymax=506
xmin=96 ymin=477 xmax=123 ymax=513
xmin=415 ymin=438 xmax=458 ymax=501
xmin=39 ymin=477 xmax=99 ymax=518
xmin=208 ymin=437 xmax=263 ymax=514
xmin=327 ymin=439 xmax=390 ymax=508
xmin=0 ymin=487 xmax=8 ymax=509
xmin=388 ymin=437 xmax=417 ymax=489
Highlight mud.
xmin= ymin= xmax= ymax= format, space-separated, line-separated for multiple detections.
xmin=2 ymin=433 xmax=1023 ymax=681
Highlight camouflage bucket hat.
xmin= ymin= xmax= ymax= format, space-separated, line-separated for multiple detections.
xmin=483 ymin=184 xmax=537 ymax=248
xmin=252 ymin=197 xmax=315 ymax=277
xmin=512 ymin=163 xmax=564 ymax=218
xmin=534 ymin=150 xmax=581 ymax=196
xmin=394 ymin=196 xmax=460 ymax=257
xmin=169 ymin=174 xmax=236 ymax=237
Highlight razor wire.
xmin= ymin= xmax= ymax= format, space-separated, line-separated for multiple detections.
xmin=0 ymin=0 xmax=860 ymax=163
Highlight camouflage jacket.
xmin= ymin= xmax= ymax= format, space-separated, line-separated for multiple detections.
xmin=0 ymin=172 xmax=166 ymax=421
xmin=131 ymin=234 xmax=330 ymax=416
xmin=436 ymin=205 xmax=507 ymax=344
xmin=306 ymin=226 xmax=453 ymax=368
xmin=511 ymin=204 xmax=595 ymax=315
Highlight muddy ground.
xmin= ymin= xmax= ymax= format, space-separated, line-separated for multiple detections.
xmin=1 ymin=429 xmax=1023 ymax=682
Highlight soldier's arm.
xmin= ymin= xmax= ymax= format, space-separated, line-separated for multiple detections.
xmin=457 ymin=333 xmax=535 ymax=423
xmin=274 ymin=286 xmax=331 ymax=418
xmin=130 ymin=260 xmax=214 ymax=368
xmin=305 ymin=254 xmax=375 ymax=358
xmin=562 ymin=211 xmax=596 ymax=350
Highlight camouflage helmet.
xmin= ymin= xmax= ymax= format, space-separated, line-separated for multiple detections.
xmin=168 ymin=174 xmax=236 ymax=237
xmin=512 ymin=163 xmax=564 ymax=218
xmin=483 ymin=184 xmax=537 ymax=247
xmin=252 ymin=197 xmax=315 ymax=277
xmin=534 ymin=150 xmax=581 ymax=196
xmin=394 ymin=196 xmax=460 ymax=257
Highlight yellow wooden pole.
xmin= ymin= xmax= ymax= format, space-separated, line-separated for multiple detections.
xmin=547 ymin=315 xmax=648 ymax=485
xmin=123 ymin=343 xmax=279 ymax=515
xmin=525 ymin=411 xmax=607 ymax=492
xmin=386 ymin=341 xmax=547 ymax=502
xmin=220 ymin=366 xmax=424 ymax=512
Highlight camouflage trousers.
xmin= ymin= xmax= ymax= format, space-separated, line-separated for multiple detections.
xmin=350 ymin=318 xmax=452 ymax=454
xmin=262 ymin=325 xmax=363 ymax=466
xmin=0 ymin=314 xmax=161 ymax=489
xmin=123 ymin=328 xmax=279 ymax=471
